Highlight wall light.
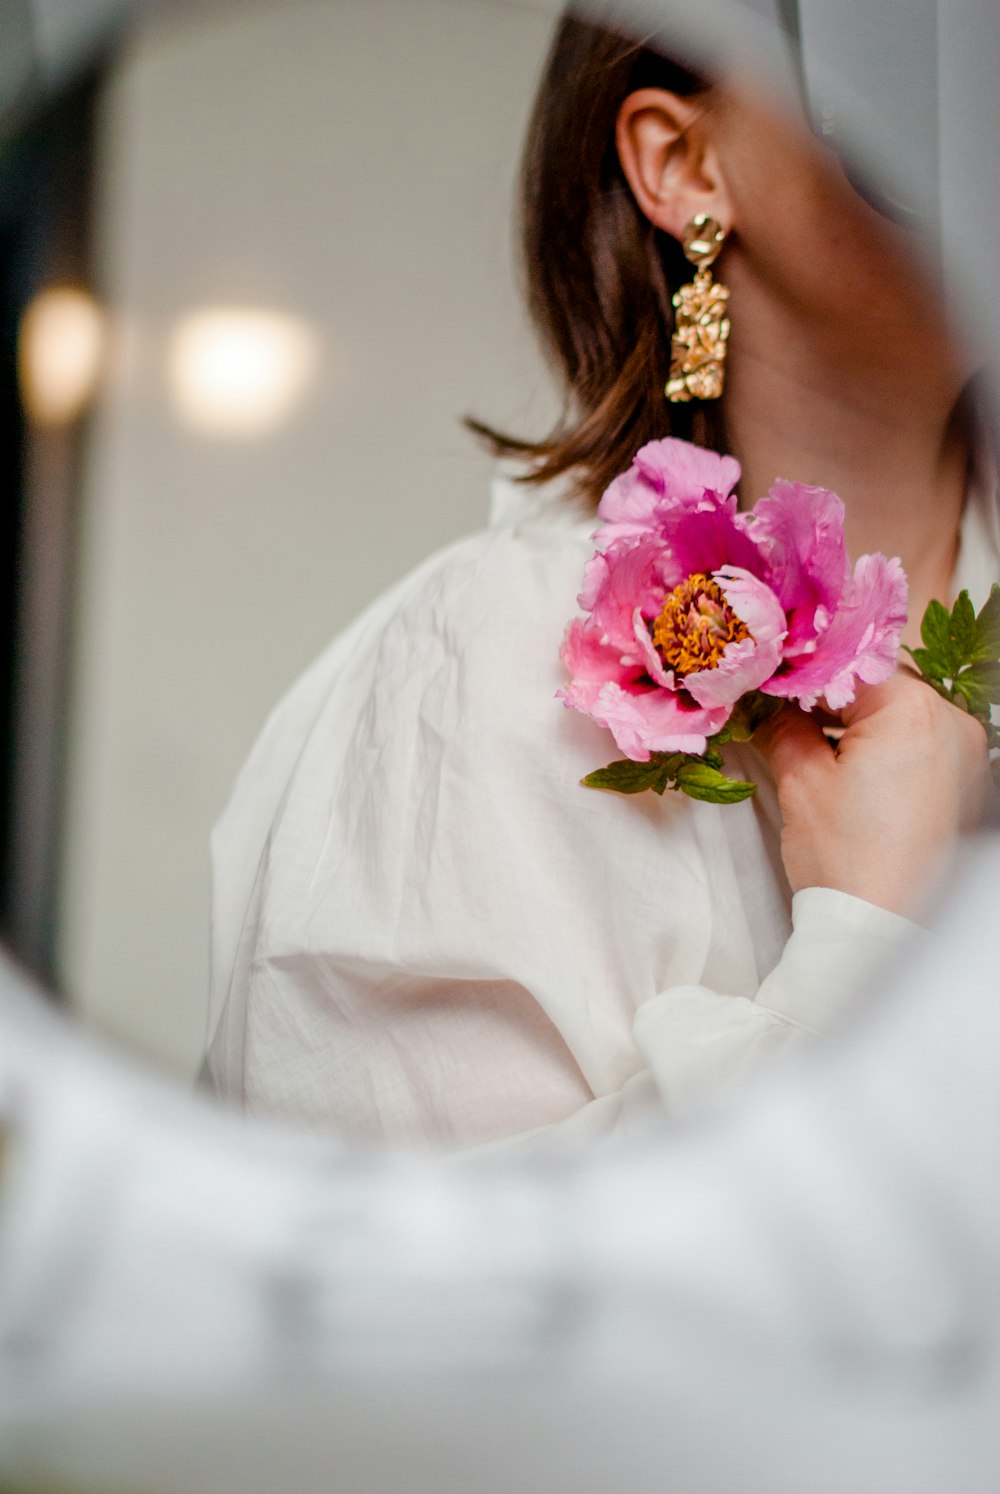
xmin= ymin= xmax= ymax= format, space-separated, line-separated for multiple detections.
xmin=166 ymin=307 xmax=320 ymax=438
xmin=18 ymin=287 xmax=106 ymax=427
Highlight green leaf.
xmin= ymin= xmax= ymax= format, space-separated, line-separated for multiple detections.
xmin=721 ymin=713 xmax=758 ymax=744
xmin=583 ymin=748 xmax=759 ymax=804
xmin=952 ymin=678 xmax=989 ymax=719
xmin=950 ymin=590 xmax=977 ymax=658
xmin=581 ymin=758 xmax=675 ymax=795
xmin=582 ymin=751 xmax=692 ymax=796
xmin=962 ymin=659 xmax=1000 ymax=698
xmin=902 ymin=645 xmax=948 ymax=682
xmin=674 ymin=761 xmax=757 ymax=804
xmin=710 ymin=691 xmax=782 ymax=746
xmin=648 ymin=753 xmax=689 ymax=794
xmin=579 ymin=747 xmax=753 ymax=806
xmin=971 ymin=584 xmax=1000 ymax=663
xmin=920 ymin=597 xmax=957 ymax=666
xmin=952 ymin=660 xmax=1000 ymax=723
xmin=915 ymin=589 xmax=1000 ymax=686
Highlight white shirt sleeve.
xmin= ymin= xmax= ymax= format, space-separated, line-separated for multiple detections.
xmin=633 ymin=887 xmax=919 ymax=1113
xmin=473 ymin=888 xmax=917 ymax=1151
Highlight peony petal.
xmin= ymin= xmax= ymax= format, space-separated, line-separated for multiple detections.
xmin=559 ymin=618 xmax=648 ymax=722
xmin=632 ymin=608 xmax=676 ymax=688
xmin=562 ymin=612 xmax=726 ymax=761
xmin=680 ymin=570 xmax=787 ymax=710
xmin=714 ymin=567 xmax=788 ymax=646
xmin=594 ymin=437 xmax=741 ymax=548
xmin=657 ymin=495 xmax=764 ymax=584
xmin=593 ymin=465 xmax=662 ymax=547
xmin=762 ymin=552 xmax=908 ymax=710
xmin=583 ymin=680 xmax=729 ymax=761
xmin=561 ymin=617 xmax=632 ymax=683
xmin=684 ymin=635 xmax=785 ymax=709
xmin=632 ymin=438 xmax=741 ymax=506
xmin=580 ymin=535 xmax=667 ymax=654
xmin=751 ymin=481 xmax=849 ymax=642
xmin=577 ymin=551 xmax=609 ymax=614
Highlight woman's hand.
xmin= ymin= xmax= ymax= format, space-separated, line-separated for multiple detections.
xmin=755 ymin=673 xmax=991 ymax=918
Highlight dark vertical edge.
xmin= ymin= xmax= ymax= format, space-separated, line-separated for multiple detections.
xmin=1 ymin=68 xmax=103 ymax=988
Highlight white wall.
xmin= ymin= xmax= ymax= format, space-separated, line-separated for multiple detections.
xmin=59 ymin=0 xmax=558 ymax=1076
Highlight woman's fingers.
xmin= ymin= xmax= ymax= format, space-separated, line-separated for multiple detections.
xmin=751 ymin=674 xmax=990 ymax=917
xmin=754 ymin=704 xmax=833 ymax=784
xmin=839 ymin=673 xmax=949 ymax=731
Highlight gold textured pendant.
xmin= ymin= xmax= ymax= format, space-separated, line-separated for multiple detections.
xmin=666 ymin=215 xmax=730 ymax=403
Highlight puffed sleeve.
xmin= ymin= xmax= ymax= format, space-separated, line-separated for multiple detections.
xmin=471 ymin=892 xmax=919 ymax=1152
xmin=632 ymin=889 xmax=920 ymax=1115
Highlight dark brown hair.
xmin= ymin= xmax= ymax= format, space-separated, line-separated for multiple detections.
xmin=468 ymin=13 xmax=725 ymax=508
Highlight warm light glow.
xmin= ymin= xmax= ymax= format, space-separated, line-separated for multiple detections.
xmin=166 ymin=307 xmax=320 ymax=437
xmin=19 ymin=288 xmax=105 ymax=426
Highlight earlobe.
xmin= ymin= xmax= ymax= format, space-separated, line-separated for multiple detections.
xmin=616 ymin=88 xmax=731 ymax=243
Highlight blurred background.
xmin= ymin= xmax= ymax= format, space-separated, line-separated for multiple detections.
xmin=1 ymin=0 xmax=560 ymax=1078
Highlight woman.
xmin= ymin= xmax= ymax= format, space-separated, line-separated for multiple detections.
xmin=204 ymin=17 xmax=994 ymax=1146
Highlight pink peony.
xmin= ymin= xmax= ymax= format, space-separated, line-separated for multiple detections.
xmin=560 ymin=438 xmax=908 ymax=761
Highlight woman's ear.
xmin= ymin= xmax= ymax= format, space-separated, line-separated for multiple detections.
xmin=616 ymin=88 xmax=732 ymax=241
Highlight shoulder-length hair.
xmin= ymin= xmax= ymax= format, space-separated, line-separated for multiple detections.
xmin=469 ymin=14 xmax=726 ymax=508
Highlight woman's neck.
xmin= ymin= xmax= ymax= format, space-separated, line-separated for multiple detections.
xmin=723 ymin=286 xmax=969 ymax=647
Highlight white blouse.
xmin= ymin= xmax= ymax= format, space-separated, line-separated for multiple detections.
xmin=205 ymin=467 xmax=999 ymax=1149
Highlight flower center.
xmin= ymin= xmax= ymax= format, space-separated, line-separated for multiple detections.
xmin=653 ymin=573 xmax=750 ymax=675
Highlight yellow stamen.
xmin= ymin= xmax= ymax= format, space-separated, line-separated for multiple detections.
xmin=653 ymin=573 xmax=750 ymax=676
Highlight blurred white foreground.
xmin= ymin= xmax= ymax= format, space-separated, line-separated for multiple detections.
xmin=0 ymin=840 xmax=997 ymax=1494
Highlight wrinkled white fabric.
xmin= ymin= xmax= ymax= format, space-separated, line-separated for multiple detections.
xmin=205 ymin=468 xmax=998 ymax=1147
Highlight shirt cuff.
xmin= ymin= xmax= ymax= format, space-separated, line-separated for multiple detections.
xmin=756 ymin=886 xmax=921 ymax=1035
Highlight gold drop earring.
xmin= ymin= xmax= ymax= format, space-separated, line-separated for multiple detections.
xmin=666 ymin=214 xmax=731 ymax=403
